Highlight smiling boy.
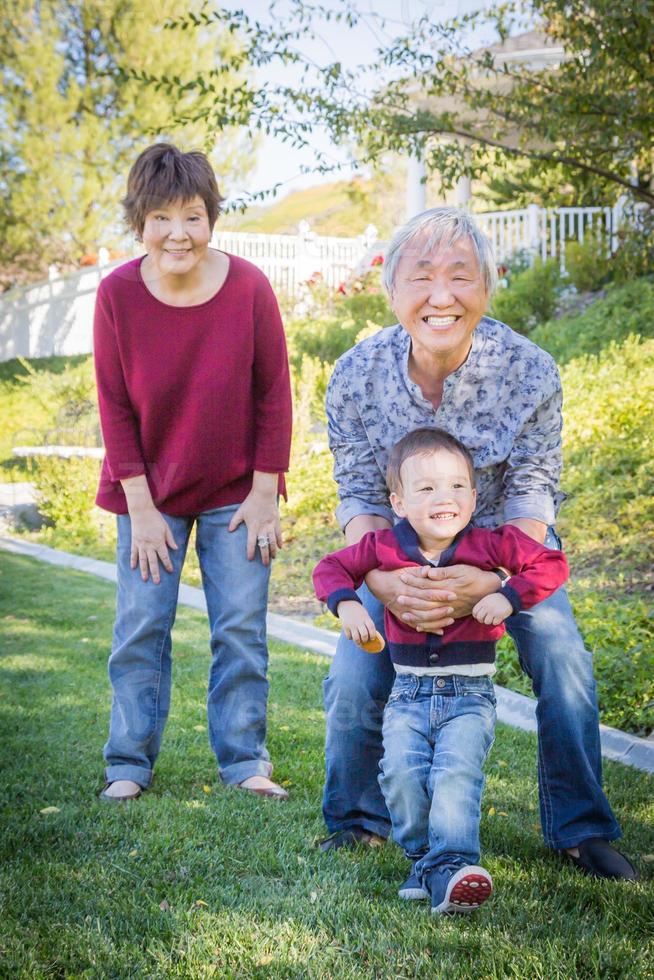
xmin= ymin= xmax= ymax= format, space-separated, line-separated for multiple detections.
xmin=313 ymin=428 xmax=569 ymax=914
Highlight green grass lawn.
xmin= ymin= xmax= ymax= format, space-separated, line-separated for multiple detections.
xmin=1 ymin=552 xmax=653 ymax=979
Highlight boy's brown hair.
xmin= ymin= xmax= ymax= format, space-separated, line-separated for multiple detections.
xmin=386 ymin=427 xmax=476 ymax=494
xmin=123 ymin=142 xmax=224 ymax=235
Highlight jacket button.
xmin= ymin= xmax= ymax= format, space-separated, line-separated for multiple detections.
xmin=428 ymin=653 xmax=439 ymax=665
xmin=436 ymin=677 xmax=446 ymax=688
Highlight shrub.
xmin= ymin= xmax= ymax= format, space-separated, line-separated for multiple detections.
xmin=286 ymin=266 xmax=395 ymax=367
xmin=490 ymin=257 xmax=562 ymax=333
xmin=291 ymin=355 xmax=332 ymax=445
xmin=495 ymin=591 xmax=654 ymax=735
xmin=286 ymin=315 xmax=364 ymax=368
xmin=530 ymin=277 xmax=654 ymax=363
xmin=611 ymin=204 xmax=654 ymax=284
xmin=0 ymin=355 xmax=99 ymax=473
xmin=557 ymin=335 xmax=654 ymax=582
xmin=504 ymin=248 xmax=533 ymax=276
xmin=15 ymin=355 xmax=99 ymax=445
xmin=338 ymin=285 xmax=393 ymax=329
xmin=30 ymin=455 xmax=101 ymax=539
xmin=564 ymin=230 xmax=611 ymax=293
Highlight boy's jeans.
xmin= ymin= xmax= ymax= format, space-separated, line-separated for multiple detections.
xmin=322 ymin=528 xmax=621 ymax=849
xmin=379 ymin=674 xmax=496 ymax=875
xmin=104 ymin=505 xmax=273 ymax=789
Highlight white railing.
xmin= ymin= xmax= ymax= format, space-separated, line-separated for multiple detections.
xmin=213 ymin=221 xmax=377 ymax=294
xmin=475 ymin=200 xmax=640 ymax=267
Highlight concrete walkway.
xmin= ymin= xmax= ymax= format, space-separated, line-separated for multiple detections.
xmin=2 ymin=534 xmax=653 ymax=774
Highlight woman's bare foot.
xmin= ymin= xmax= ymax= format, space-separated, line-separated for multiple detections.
xmin=238 ymin=775 xmax=289 ymax=799
xmin=101 ymin=779 xmax=142 ymax=800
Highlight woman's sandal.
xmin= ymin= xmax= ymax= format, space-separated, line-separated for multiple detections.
xmin=99 ymin=779 xmax=143 ymax=802
xmin=237 ymin=775 xmax=289 ymax=800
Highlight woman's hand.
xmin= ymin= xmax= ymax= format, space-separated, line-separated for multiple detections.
xmin=129 ymin=506 xmax=178 ymax=584
xmin=120 ymin=474 xmax=178 ymax=584
xmin=228 ymin=472 xmax=282 ymax=566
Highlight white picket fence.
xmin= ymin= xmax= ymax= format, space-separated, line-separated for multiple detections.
xmin=0 ymin=202 xmax=641 ymax=361
xmin=214 ymin=221 xmax=379 ymax=294
xmin=476 ymin=198 xmax=644 ymax=266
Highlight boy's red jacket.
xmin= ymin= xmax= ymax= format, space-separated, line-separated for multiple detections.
xmin=313 ymin=520 xmax=569 ymax=669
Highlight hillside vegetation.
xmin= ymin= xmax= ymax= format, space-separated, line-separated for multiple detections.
xmin=221 ymin=176 xmax=406 ymax=238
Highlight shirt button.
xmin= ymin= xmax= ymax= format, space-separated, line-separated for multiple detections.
xmin=428 ymin=653 xmax=440 ymax=665
xmin=436 ymin=677 xmax=446 ymax=688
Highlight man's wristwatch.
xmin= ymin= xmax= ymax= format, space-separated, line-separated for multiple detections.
xmin=491 ymin=567 xmax=510 ymax=588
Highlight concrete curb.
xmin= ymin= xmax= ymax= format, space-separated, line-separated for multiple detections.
xmin=2 ymin=535 xmax=653 ymax=774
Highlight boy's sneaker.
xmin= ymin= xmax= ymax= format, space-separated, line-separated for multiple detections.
xmin=426 ymin=864 xmax=493 ymax=915
xmin=398 ymin=871 xmax=429 ymax=900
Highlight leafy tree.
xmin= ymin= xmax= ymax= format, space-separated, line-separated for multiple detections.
xmin=162 ymin=0 xmax=654 ymax=208
xmin=0 ymin=0 xmax=252 ymax=290
xmin=475 ymin=157 xmax=612 ymax=210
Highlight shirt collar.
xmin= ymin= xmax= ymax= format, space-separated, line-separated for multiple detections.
xmin=398 ymin=318 xmax=490 ymax=407
xmin=391 ymin=517 xmax=475 ymax=566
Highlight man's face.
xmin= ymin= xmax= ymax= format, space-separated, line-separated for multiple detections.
xmin=390 ymin=448 xmax=476 ymax=554
xmin=390 ymin=236 xmax=488 ymax=368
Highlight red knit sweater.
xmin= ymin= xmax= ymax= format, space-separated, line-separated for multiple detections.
xmin=313 ymin=521 xmax=569 ymax=669
xmin=93 ymin=254 xmax=292 ymax=515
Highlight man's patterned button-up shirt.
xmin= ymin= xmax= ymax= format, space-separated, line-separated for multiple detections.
xmin=326 ymin=316 xmax=565 ymax=532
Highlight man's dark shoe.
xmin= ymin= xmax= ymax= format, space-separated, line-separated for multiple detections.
xmin=566 ymin=838 xmax=638 ymax=881
xmin=317 ymin=827 xmax=386 ymax=852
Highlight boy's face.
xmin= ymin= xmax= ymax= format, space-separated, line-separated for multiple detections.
xmin=390 ymin=448 xmax=476 ymax=553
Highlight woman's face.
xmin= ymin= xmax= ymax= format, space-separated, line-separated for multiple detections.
xmin=141 ymin=196 xmax=212 ymax=277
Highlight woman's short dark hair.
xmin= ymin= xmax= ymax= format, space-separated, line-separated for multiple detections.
xmin=387 ymin=427 xmax=476 ymax=494
xmin=123 ymin=142 xmax=224 ymax=235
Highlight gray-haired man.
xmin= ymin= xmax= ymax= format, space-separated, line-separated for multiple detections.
xmin=319 ymin=207 xmax=636 ymax=882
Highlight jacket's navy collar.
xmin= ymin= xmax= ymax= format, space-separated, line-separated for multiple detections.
xmin=391 ymin=518 xmax=474 ymax=566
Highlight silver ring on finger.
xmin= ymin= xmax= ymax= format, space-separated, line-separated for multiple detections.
xmin=257 ymin=534 xmax=269 ymax=548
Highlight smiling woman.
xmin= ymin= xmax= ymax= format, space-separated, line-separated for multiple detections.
xmin=93 ymin=143 xmax=292 ymax=802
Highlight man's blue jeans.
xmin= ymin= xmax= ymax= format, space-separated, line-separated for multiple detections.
xmin=322 ymin=528 xmax=621 ymax=849
xmin=104 ymin=505 xmax=273 ymax=789
xmin=379 ymin=674 xmax=496 ymax=875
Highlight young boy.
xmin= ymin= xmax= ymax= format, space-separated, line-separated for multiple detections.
xmin=313 ymin=427 xmax=569 ymax=915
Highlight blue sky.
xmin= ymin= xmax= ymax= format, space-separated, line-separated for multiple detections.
xmin=224 ymin=1 xmax=497 ymax=200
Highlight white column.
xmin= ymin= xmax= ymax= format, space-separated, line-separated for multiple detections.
xmin=406 ymin=153 xmax=426 ymax=219
xmin=455 ymin=174 xmax=471 ymax=208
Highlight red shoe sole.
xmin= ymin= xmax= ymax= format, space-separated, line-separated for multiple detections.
xmin=433 ymin=866 xmax=493 ymax=914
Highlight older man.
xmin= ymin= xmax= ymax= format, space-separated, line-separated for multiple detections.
xmin=319 ymin=207 xmax=635 ymax=881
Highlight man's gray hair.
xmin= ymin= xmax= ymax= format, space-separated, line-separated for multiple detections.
xmin=382 ymin=207 xmax=498 ymax=298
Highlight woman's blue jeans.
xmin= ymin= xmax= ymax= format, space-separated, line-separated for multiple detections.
xmin=104 ymin=505 xmax=273 ymax=789
xmin=322 ymin=528 xmax=621 ymax=850
xmin=379 ymin=674 xmax=496 ymax=874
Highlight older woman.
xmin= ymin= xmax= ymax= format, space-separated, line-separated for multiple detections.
xmin=319 ymin=207 xmax=636 ymax=881
xmin=94 ymin=142 xmax=292 ymax=801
